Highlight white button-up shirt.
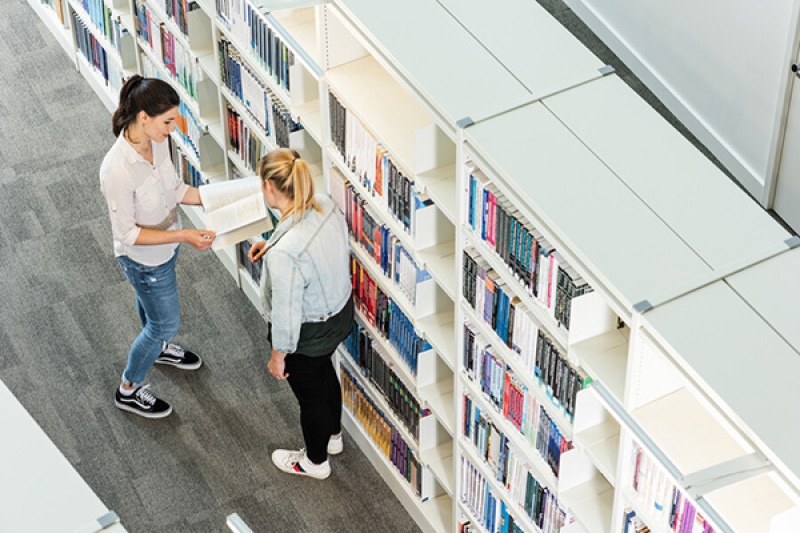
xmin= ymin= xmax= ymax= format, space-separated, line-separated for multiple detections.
xmin=99 ymin=132 xmax=189 ymax=266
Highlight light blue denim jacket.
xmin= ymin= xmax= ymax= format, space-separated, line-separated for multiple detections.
xmin=260 ymin=195 xmax=352 ymax=354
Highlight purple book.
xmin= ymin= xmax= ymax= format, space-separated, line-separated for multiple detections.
xmin=679 ymin=499 xmax=696 ymax=533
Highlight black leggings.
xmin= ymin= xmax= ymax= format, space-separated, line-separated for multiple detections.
xmin=284 ymin=352 xmax=342 ymax=464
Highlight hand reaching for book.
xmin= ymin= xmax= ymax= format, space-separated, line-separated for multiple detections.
xmin=249 ymin=241 xmax=267 ymax=262
xmin=184 ymin=229 xmax=216 ymax=250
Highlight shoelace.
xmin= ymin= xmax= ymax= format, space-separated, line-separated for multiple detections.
xmin=286 ymin=449 xmax=305 ymax=465
xmin=136 ymin=385 xmax=157 ymax=406
xmin=163 ymin=343 xmax=185 ymax=357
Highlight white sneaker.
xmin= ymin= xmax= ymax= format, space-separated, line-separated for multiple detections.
xmin=272 ymin=448 xmax=330 ymax=480
xmin=327 ymin=433 xmax=343 ymax=455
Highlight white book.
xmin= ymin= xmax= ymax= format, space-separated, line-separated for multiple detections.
xmin=329 ymin=169 xmax=347 ymax=214
xmin=460 ymin=456 xmax=468 ymax=502
xmin=198 ymin=176 xmax=273 ymax=250
xmin=506 ymin=452 xmax=517 ymax=495
xmin=521 ymin=309 xmax=532 ymax=371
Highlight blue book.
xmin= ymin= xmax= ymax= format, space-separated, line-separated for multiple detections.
xmin=482 ymin=188 xmax=489 ymax=240
xmin=623 ymin=509 xmax=636 ymax=533
xmin=468 ymin=175 xmax=475 ymax=229
xmin=497 ymin=289 xmax=508 ymax=341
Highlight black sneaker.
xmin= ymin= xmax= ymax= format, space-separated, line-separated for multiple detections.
xmin=155 ymin=343 xmax=202 ymax=370
xmin=114 ymin=384 xmax=172 ymax=419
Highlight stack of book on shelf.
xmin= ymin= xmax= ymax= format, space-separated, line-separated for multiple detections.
xmin=462 ymin=249 xmax=589 ymax=422
xmin=340 ymin=365 xmax=433 ymax=501
xmin=467 ymin=171 xmax=591 ymax=331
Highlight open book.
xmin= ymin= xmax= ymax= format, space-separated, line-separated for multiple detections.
xmin=198 ymin=176 xmax=273 ymax=251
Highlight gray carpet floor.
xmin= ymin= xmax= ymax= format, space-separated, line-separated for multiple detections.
xmin=0 ymin=1 xmax=422 ymax=532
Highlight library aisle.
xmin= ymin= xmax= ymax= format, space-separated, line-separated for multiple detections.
xmin=0 ymin=1 xmax=421 ymax=531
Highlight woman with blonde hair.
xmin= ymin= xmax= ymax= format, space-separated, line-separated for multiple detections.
xmin=249 ymin=148 xmax=353 ymax=479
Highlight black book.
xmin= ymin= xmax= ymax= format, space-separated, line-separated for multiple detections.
xmin=542 ymin=339 xmax=554 ymax=386
xmin=506 ymin=299 xmax=516 ymax=349
xmin=553 ymin=354 xmax=563 ymax=402
xmin=548 ymin=345 xmax=559 ymax=393
xmin=390 ymin=165 xmax=399 ymax=220
xmin=462 ymin=253 xmax=472 ymax=302
xmin=535 ymin=331 xmax=546 ymax=378
xmin=565 ymin=367 xmax=577 ymax=416
xmin=571 ymin=370 xmax=583 ymax=417
xmin=402 ymin=175 xmax=411 ymax=231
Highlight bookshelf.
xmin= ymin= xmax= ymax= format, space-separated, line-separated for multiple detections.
xmin=28 ymin=0 xmax=800 ymax=531
xmin=322 ymin=4 xmax=461 ymax=529
xmin=461 ymin=71 xmax=800 ymax=530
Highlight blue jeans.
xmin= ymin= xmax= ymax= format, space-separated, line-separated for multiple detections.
xmin=117 ymin=249 xmax=180 ymax=386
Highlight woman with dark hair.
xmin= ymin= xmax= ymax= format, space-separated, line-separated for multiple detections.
xmin=249 ymin=148 xmax=353 ymax=479
xmin=100 ymin=75 xmax=216 ymax=419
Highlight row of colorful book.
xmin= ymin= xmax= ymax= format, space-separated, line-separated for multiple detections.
xmin=350 ymin=257 xmax=430 ymax=375
xmin=463 ymin=251 xmax=588 ymax=420
xmin=343 ymin=181 xmax=433 ymax=306
xmin=338 ymin=95 xmax=384 ymax=197
xmin=219 ymin=38 xmax=272 ymax=131
xmin=136 ymin=0 xmax=200 ymax=99
xmin=77 ymin=0 xmax=127 ymax=51
xmin=216 ymin=0 xmax=294 ymax=94
xmin=631 ymin=443 xmax=715 ymax=533
xmin=175 ymin=100 xmax=202 ymax=160
xmin=220 ymin=38 xmax=302 ymax=149
xmin=71 ymin=10 xmax=124 ymax=94
xmin=150 ymin=0 xmax=197 ymax=36
xmin=462 ymin=402 xmax=574 ymax=532
xmin=460 ymin=454 xmax=571 ymax=533
xmin=168 ymin=137 xmax=204 ymax=188
xmin=226 ymin=105 xmax=268 ymax=171
xmin=463 ymin=380 xmax=570 ymax=480
xmin=344 ymin=323 xmax=429 ymax=439
xmin=467 ymin=172 xmax=591 ymax=330
xmin=329 ymin=91 xmax=437 ymax=238
xmin=42 ymin=0 xmax=66 ymax=24
xmin=340 ymin=365 xmax=431 ymax=500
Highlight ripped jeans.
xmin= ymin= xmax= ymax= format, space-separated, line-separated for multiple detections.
xmin=116 ymin=249 xmax=180 ymax=386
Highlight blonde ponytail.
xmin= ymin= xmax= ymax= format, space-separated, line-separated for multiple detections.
xmin=258 ymin=148 xmax=321 ymax=221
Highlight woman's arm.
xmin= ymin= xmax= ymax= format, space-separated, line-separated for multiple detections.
xmin=181 ymin=186 xmax=203 ymax=205
xmin=266 ymin=250 xmax=304 ymax=354
xmin=135 ymin=227 xmax=215 ymax=250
